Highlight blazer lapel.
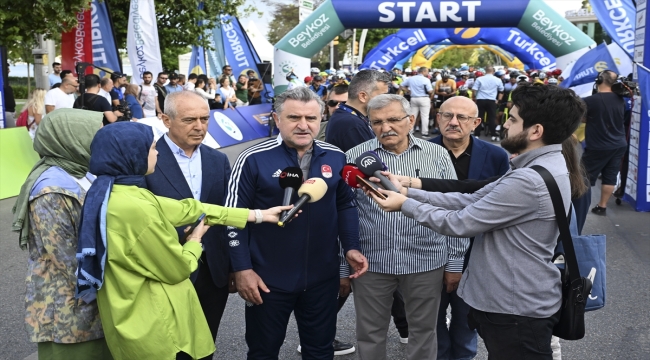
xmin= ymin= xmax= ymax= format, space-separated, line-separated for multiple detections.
xmin=199 ymin=145 xmax=216 ymax=203
xmin=156 ymin=138 xmax=194 ymax=199
xmin=468 ymin=138 xmax=488 ymax=180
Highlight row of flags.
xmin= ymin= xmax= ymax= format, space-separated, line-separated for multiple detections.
xmin=60 ymin=0 xmax=262 ymax=84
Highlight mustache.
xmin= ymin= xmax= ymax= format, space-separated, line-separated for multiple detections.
xmin=381 ymin=131 xmax=398 ymax=138
xmin=445 ymin=126 xmax=460 ymax=131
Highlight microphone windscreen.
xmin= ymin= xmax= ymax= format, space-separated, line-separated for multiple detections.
xmin=355 ymin=151 xmax=387 ymax=176
xmin=297 ymin=178 xmax=328 ymax=203
xmin=341 ymin=164 xmax=366 ymax=188
xmin=279 ymin=167 xmax=303 ymax=190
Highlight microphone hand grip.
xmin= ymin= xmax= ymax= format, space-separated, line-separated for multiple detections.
xmin=278 ymin=194 xmax=310 ymax=226
xmin=280 ymin=188 xmax=294 ymax=220
xmin=374 ymin=171 xmax=399 ymax=192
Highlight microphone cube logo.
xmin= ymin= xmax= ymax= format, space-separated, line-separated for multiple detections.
xmin=360 ymin=156 xmax=376 ymax=168
xmin=321 ymin=164 xmax=332 ymax=178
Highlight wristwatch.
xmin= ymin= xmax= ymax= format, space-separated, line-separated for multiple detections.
xmin=254 ymin=209 xmax=263 ymax=224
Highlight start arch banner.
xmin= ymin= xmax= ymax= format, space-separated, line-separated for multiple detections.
xmin=360 ymin=27 xmax=556 ymax=71
xmin=273 ymin=0 xmax=595 ymax=93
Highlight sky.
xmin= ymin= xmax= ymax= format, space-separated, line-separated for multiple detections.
xmin=240 ymin=0 xmax=586 ymax=39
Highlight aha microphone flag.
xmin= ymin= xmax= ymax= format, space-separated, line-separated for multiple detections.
xmin=560 ymin=43 xmax=617 ymax=89
xmin=590 ymin=0 xmax=636 ymax=58
xmin=127 ymin=0 xmax=163 ymax=84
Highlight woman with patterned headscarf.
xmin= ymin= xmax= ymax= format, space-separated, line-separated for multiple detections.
xmin=75 ymin=122 xmax=292 ymax=360
xmin=12 ymin=109 xmax=112 ymax=359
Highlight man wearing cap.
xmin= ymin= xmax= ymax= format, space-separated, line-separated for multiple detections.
xmin=309 ymin=75 xmax=328 ymax=101
xmin=110 ymin=73 xmax=127 ymax=107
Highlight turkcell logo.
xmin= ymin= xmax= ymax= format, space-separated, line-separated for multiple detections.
xmin=288 ymin=13 xmax=332 ymax=49
xmin=213 ymin=112 xmax=243 ymax=141
xmin=507 ymin=29 xmax=554 ymax=68
xmin=367 ymin=29 xmax=426 ymax=69
xmin=531 ymin=10 xmax=576 ymax=47
xmin=572 ymin=61 xmax=609 ymax=82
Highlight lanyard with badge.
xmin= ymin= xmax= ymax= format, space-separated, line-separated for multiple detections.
xmin=338 ymin=104 xmax=372 ymax=132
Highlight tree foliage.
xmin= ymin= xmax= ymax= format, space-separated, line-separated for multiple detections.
xmin=360 ymin=29 xmax=398 ymax=62
xmin=430 ymin=48 xmax=475 ymax=69
xmin=0 ymin=1 xmax=88 ymax=47
xmin=108 ymin=0 xmax=253 ymax=71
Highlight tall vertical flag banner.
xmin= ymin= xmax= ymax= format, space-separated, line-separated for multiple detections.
xmin=207 ymin=22 xmax=227 ymax=78
xmin=590 ymin=0 xmax=636 ymax=58
xmin=188 ymin=2 xmax=207 ymax=75
xmin=628 ymin=0 xmax=650 ymax=212
xmin=127 ymin=0 xmax=163 ymax=84
xmin=559 ymin=43 xmax=617 ymax=88
xmin=90 ymin=0 xmax=122 ymax=77
xmin=221 ymin=15 xmax=263 ymax=79
xmin=61 ymin=7 xmax=93 ymax=76
xmin=0 ymin=48 xmax=5 ymax=129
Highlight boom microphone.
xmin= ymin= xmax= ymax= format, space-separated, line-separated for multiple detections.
xmin=341 ymin=164 xmax=379 ymax=190
xmin=278 ymin=178 xmax=328 ymax=227
xmin=355 ymin=151 xmax=399 ymax=192
xmin=278 ymin=167 xmax=303 ymax=220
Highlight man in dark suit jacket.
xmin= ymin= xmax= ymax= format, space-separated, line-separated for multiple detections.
xmin=142 ymin=91 xmax=231 ymax=360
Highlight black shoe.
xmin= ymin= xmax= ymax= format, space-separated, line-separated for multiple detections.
xmin=333 ymin=339 xmax=356 ymax=356
xmin=591 ymin=205 xmax=607 ymax=216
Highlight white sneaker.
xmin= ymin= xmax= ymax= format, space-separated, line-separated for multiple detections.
xmin=491 ymin=136 xmax=498 ymax=141
xmin=400 ymin=336 xmax=408 ymax=344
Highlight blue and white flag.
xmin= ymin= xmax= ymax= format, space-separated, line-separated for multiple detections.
xmin=188 ymin=2 xmax=207 ymax=75
xmin=221 ymin=15 xmax=262 ymax=78
xmin=90 ymin=0 xmax=122 ymax=77
xmin=127 ymin=0 xmax=163 ymax=84
xmin=560 ymin=43 xmax=617 ymax=88
xmin=590 ymin=0 xmax=636 ymax=58
xmin=206 ymin=22 xmax=227 ymax=78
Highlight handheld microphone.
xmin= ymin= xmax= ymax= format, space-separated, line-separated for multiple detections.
xmin=341 ymin=164 xmax=379 ymax=190
xmin=278 ymin=178 xmax=328 ymax=227
xmin=355 ymin=151 xmax=399 ymax=192
xmin=278 ymin=167 xmax=303 ymax=220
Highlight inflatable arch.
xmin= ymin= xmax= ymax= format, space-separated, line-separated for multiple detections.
xmin=408 ymin=44 xmax=525 ymax=70
xmin=360 ymin=27 xmax=555 ymax=71
xmin=273 ymin=0 xmax=595 ymax=93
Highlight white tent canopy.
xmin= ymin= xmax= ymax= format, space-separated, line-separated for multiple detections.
xmin=244 ymin=20 xmax=273 ymax=63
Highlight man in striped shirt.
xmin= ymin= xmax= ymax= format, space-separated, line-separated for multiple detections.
xmin=346 ymin=94 xmax=469 ymax=360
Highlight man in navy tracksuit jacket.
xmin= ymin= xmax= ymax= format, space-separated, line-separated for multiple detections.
xmin=225 ymin=87 xmax=367 ymax=360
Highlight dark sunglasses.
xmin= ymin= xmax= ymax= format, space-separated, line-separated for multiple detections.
xmin=327 ymin=100 xmax=343 ymax=107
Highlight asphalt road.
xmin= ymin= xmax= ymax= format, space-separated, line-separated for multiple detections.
xmin=1 ymin=135 xmax=649 ymax=360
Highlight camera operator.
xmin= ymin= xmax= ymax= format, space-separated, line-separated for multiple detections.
xmin=581 ymin=70 xmax=627 ymax=216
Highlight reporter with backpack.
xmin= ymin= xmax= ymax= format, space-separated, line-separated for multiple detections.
xmin=16 ymin=88 xmax=46 ymax=140
xmin=73 ymin=74 xmax=123 ymax=125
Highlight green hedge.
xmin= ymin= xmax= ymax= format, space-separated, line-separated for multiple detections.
xmin=12 ymin=85 xmax=29 ymax=100
xmin=7 ymin=76 xmax=36 ymax=87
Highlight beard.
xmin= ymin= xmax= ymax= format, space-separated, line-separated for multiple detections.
xmin=501 ymin=128 xmax=529 ymax=155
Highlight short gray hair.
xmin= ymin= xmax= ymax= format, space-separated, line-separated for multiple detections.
xmin=164 ymin=91 xmax=208 ymax=119
xmin=275 ymin=87 xmax=325 ymax=115
xmin=367 ymin=94 xmax=410 ymax=117
xmin=348 ymin=70 xmax=391 ymax=100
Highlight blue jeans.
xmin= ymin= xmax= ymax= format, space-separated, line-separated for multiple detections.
xmin=436 ymin=288 xmax=477 ymax=360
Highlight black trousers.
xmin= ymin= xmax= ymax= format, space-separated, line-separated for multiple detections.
xmin=468 ymin=307 xmax=561 ymax=360
xmin=246 ymin=278 xmax=339 ymax=360
xmin=476 ymin=99 xmax=498 ymax=136
xmin=177 ymin=254 xmax=230 ymax=360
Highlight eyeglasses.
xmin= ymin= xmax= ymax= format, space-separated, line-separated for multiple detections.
xmin=370 ymin=114 xmax=410 ymax=127
xmin=438 ymin=112 xmax=476 ymax=123
xmin=327 ymin=100 xmax=342 ymax=107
